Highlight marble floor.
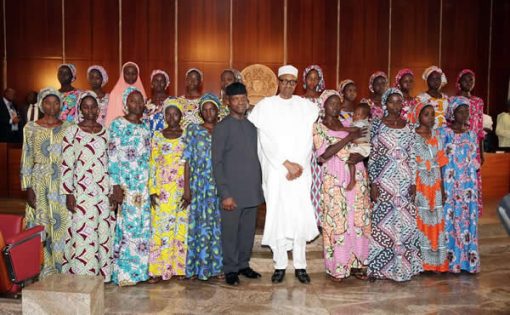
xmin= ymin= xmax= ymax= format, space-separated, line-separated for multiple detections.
xmin=1 ymin=198 xmax=509 ymax=314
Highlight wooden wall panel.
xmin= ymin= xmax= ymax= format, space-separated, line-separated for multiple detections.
xmin=390 ymin=0 xmax=440 ymax=94
xmin=233 ymin=0 xmax=284 ymax=74
xmin=441 ymin=0 xmax=490 ymax=102
xmin=122 ymin=0 xmax=150 ymax=92
xmin=489 ymin=0 xmax=510 ymax=118
xmin=339 ymin=0 xmax=389 ymax=98
xmin=1 ymin=0 xmax=4 ymax=92
xmin=6 ymin=0 xmax=62 ymax=102
xmin=146 ymin=0 xmax=175 ymax=95
xmin=65 ymin=0 xmax=119 ymax=92
xmin=287 ymin=0 xmax=338 ymax=94
xmin=178 ymin=0 xmax=229 ymax=96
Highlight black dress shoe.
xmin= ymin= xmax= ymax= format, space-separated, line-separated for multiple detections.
xmin=295 ymin=269 xmax=311 ymax=284
xmin=238 ymin=267 xmax=261 ymax=279
xmin=225 ymin=272 xmax=240 ymax=286
xmin=271 ymin=269 xmax=286 ymax=283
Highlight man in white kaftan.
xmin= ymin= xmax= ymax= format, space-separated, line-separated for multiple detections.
xmin=248 ymin=65 xmax=319 ymax=284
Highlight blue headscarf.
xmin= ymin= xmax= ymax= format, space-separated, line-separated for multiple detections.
xmin=447 ymin=96 xmax=470 ymax=122
xmin=122 ymin=86 xmax=143 ymax=113
xmin=199 ymin=93 xmax=221 ymax=111
xmin=381 ymin=87 xmax=404 ymax=116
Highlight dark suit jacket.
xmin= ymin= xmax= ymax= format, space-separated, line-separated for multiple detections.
xmin=0 ymin=98 xmax=22 ymax=143
xmin=212 ymin=115 xmax=264 ymax=209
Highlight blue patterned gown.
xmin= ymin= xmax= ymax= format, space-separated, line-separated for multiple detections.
xmin=183 ymin=123 xmax=223 ymax=280
xmin=367 ymin=119 xmax=423 ymax=281
xmin=108 ymin=117 xmax=152 ymax=286
xmin=439 ymin=127 xmax=480 ymax=273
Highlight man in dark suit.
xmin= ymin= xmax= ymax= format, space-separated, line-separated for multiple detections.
xmin=0 ymin=88 xmax=22 ymax=143
xmin=22 ymin=91 xmax=40 ymax=124
xmin=212 ymin=82 xmax=264 ymax=286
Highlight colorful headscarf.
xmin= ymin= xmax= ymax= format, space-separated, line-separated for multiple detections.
xmin=302 ymin=65 xmax=325 ymax=92
xmin=338 ymin=79 xmax=355 ymax=94
xmin=199 ymin=93 xmax=221 ymax=111
xmin=318 ymin=89 xmax=341 ymax=110
xmin=37 ymin=87 xmax=62 ymax=113
xmin=222 ymin=68 xmax=243 ymax=83
xmin=186 ymin=68 xmax=204 ymax=80
xmin=381 ymin=87 xmax=404 ymax=115
xmin=446 ymin=96 xmax=470 ymax=121
xmin=87 ymin=65 xmax=109 ymax=87
xmin=456 ymin=69 xmax=475 ymax=92
xmin=122 ymin=86 xmax=143 ymax=113
xmin=162 ymin=97 xmax=185 ymax=118
xmin=412 ymin=101 xmax=434 ymax=124
xmin=394 ymin=68 xmax=414 ymax=89
xmin=58 ymin=64 xmax=77 ymax=83
xmin=151 ymin=69 xmax=171 ymax=89
xmin=76 ymin=91 xmax=98 ymax=121
xmin=422 ymin=66 xmax=447 ymax=88
xmin=104 ymin=61 xmax=146 ymax=125
xmin=369 ymin=71 xmax=388 ymax=93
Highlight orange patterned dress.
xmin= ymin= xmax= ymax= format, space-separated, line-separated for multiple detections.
xmin=413 ymin=130 xmax=449 ymax=272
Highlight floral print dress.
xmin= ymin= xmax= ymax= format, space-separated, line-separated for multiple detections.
xmin=108 ymin=117 xmax=152 ymax=286
xmin=148 ymin=131 xmax=189 ymax=279
xmin=20 ymin=121 xmax=72 ymax=277
xmin=59 ymin=90 xmax=81 ymax=122
xmin=182 ymin=124 xmax=223 ymax=280
xmin=439 ymin=127 xmax=480 ymax=274
xmin=313 ymin=123 xmax=371 ymax=279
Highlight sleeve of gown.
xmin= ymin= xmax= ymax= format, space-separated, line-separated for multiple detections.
xmin=212 ymin=124 xmax=231 ymax=200
xmin=474 ymin=98 xmax=486 ymax=141
xmin=60 ymin=127 xmax=76 ymax=195
xmin=20 ymin=123 xmax=34 ymax=190
xmin=313 ymin=123 xmax=326 ymax=156
xmin=435 ymin=131 xmax=449 ymax=167
xmin=182 ymin=125 xmax=193 ymax=162
xmin=249 ymin=102 xmax=288 ymax=169
xmin=108 ymin=120 xmax=122 ymax=186
xmin=368 ymin=119 xmax=381 ymax=184
xmin=471 ymin=131 xmax=481 ymax=171
xmin=148 ymin=135 xmax=160 ymax=195
xmin=408 ymin=130 xmax=417 ymax=185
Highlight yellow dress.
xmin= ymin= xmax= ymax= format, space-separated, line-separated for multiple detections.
xmin=148 ymin=131 xmax=188 ymax=279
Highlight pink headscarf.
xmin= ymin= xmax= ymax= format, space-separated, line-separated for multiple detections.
xmin=456 ymin=69 xmax=475 ymax=92
xmin=368 ymin=71 xmax=388 ymax=93
xmin=394 ymin=68 xmax=414 ymax=89
xmin=104 ymin=61 xmax=147 ymax=126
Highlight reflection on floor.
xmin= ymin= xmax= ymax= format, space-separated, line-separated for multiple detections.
xmin=0 ymin=198 xmax=509 ymax=314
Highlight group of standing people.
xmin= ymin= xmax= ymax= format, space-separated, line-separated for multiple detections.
xmin=19 ymin=61 xmax=482 ymax=288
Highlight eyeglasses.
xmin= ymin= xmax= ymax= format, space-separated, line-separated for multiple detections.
xmin=279 ymin=79 xmax=298 ymax=86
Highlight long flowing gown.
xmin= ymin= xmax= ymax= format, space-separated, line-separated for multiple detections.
xmin=60 ymin=125 xmax=114 ymax=281
xmin=439 ymin=127 xmax=480 ymax=274
xmin=313 ymin=123 xmax=371 ymax=279
xmin=20 ymin=121 xmax=72 ymax=277
xmin=108 ymin=117 xmax=151 ymax=286
xmin=367 ymin=119 xmax=423 ymax=281
xmin=148 ymin=131 xmax=189 ymax=279
xmin=182 ymin=123 xmax=223 ymax=280
xmin=413 ymin=130 xmax=449 ymax=272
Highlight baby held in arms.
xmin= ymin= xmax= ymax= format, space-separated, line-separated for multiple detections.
xmin=343 ymin=102 xmax=371 ymax=191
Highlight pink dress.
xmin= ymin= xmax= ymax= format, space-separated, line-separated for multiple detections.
xmin=467 ymin=95 xmax=485 ymax=216
xmin=313 ymin=123 xmax=371 ymax=279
